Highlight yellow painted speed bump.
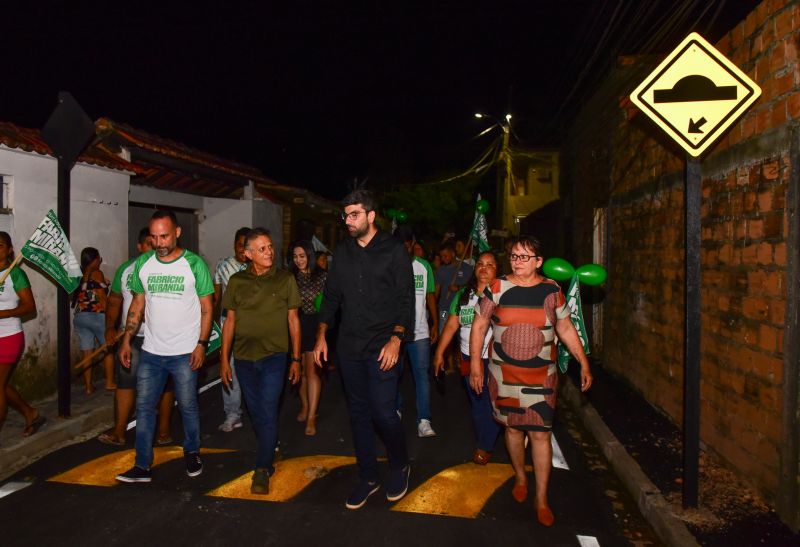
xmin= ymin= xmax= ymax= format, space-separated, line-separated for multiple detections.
xmin=206 ymin=455 xmax=356 ymax=502
xmin=391 ymin=463 xmax=515 ymax=519
xmin=48 ymin=447 xmax=234 ymax=487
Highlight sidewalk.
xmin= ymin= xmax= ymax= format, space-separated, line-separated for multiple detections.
xmin=0 ymin=383 xmax=113 ymax=482
xmin=564 ymin=362 xmax=800 ymax=547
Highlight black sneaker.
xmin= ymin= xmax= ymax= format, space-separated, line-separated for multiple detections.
xmin=116 ymin=466 xmax=152 ymax=483
xmin=386 ymin=465 xmax=410 ymax=501
xmin=345 ymin=480 xmax=380 ymax=510
xmin=185 ymin=452 xmax=203 ymax=477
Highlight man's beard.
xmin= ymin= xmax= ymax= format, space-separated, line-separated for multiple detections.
xmin=348 ymin=224 xmax=368 ymax=238
xmin=156 ymin=246 xmax=172 ymax=256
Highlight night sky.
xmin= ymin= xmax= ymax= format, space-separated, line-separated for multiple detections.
xmin=3 ymin=1 xmax=759 ymax=198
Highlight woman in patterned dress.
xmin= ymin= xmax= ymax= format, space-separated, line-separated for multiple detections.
xmin=469 ymin=235 xmax=593 ymax=527
xmin=290 ymin=240 xmax=327 ymax=436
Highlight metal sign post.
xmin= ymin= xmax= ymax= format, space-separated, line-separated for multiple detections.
xmin=629 ymin=33 xmax=762 ymax=508
xmin=684 ymin=156 xmax=702 ymax=507
xmin=41 ymin=92 xmax=95 ymax=418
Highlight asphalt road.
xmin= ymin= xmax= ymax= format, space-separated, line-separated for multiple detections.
xmin=1 ymin=363 xmax=660 ymax=547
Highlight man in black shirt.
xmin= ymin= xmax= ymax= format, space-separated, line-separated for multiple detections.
xmin=314 ymin=189 xmax=414 ymax=510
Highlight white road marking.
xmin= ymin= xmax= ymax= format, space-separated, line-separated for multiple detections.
xmin=576 ymin=535 xmax=601 ymax=547
xmin=0 ymin=481 xmax=32 ymax=499
xmin=127 ymin=378 xmax=223 ymax=430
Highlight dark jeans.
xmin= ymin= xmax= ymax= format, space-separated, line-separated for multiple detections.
xmin=235 ymin=353 xmax=287 ymax=474
xmin=463 ymin=354 xmax=502 ymax=452
xmin=339 ymin=354 xmax=408 ymax=482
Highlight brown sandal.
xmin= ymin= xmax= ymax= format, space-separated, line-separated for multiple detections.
xmin=472 ymin=448 xmax=491 ymax=465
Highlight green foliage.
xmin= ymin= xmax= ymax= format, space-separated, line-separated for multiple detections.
xmin=381 ymin=173 xmax=489 ymax=242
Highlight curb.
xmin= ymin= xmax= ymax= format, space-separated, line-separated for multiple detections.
xmin=0 ymin=404 xmax=113 ymax=482
xmin=562 ymin=378 xmax=700 ymax=547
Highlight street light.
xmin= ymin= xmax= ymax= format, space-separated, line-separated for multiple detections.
xmin=474 ymin=112 xmax=512 ymax=133
xmin=475 ymin=111 xmax=517 ymax=226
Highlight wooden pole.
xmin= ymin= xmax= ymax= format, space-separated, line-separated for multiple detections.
xmin=0 ymin=253 xmax=24 ymax=285
xmin=72 ymin=331 xmax=122 ymax=372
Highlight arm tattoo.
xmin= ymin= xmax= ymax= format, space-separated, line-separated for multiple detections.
xmin=124 ymin=309 xmax=143 ymax=336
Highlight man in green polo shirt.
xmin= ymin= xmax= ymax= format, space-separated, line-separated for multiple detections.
xmin=220 ymin=227 xmax=301 ymax=494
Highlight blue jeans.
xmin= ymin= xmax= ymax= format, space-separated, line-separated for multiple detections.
xmin=135 ymin=350 xmax=200 ymax=469
xmin=463 ymin=354 xmax=502 ymax=452
xmin=220 ymin=317 xmax=242 ymax=422
xmin=235 ymin=353 xmax=287 ymax=473
xmin=339 ymin=354 xmax=408 ymax=482
xmin=397 ymin=338 xmax=432 ymax=422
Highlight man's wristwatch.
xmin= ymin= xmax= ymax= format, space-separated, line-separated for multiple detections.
xmin=391 ymin=329 xmax=405 ymax=342
xmin=197 ymin=339 xmax=209 ymax=348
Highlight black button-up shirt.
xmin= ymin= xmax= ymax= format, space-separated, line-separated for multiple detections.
xmin=319 ymin=229 xmax=414 ymax=360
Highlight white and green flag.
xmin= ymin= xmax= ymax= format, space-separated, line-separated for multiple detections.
xmin=207 ymin=321 xmax=222 ymax=355
xmin=557 ymin=275 xmax=591 ymax=373
xmin=470 ymin=194 xmax=490 ymax=253
xmin=20 ymin=210 xmax=81 ymax=293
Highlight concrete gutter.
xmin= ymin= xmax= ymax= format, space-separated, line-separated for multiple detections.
xmin=562 ymin=379 xmax=700 ymax=547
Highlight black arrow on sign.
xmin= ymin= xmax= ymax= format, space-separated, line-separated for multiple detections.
xmin=688 ymin=117 xmax=707 ymax=133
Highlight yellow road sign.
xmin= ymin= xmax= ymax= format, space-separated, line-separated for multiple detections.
xmin=630 ymin=32 xmax=761 ymax=157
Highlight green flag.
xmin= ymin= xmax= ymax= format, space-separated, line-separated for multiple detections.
xmin=557 ymin=274 xmax=590 ymax=373
xmin=207 ymin=321 xmax=222 ymax=355
xmin=469 ymin=194 xmax=490 ymax=253
xmin=20 ymin=210 xmax=81 ymax=293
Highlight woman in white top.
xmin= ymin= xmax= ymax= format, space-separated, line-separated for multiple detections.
xmin=0 ymin=232 xmax=43 ymax=441
xmin=433 ymin=250 xmax=501 ymax=465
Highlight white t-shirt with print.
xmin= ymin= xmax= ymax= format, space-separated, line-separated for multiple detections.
xmin=111 ymin=257 xmax=143 ymax=338
xmin=411 ymin=257 xmax=435 ymax=341
xmin=130 ymin=250 xmax=214 ymax=356
xmin=450 ymin=287 xmax=492 ymax=358
xmin=0 ymin=267 xmax=30 ymax=337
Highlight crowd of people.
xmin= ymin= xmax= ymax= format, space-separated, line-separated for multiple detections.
xmin=0 ymin=189 xmax=593 ymax=527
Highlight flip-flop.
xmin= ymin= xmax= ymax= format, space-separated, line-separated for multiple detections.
xmin=98 ymin=432 xmax=125 ymax=446
xmin=22 ymin=414 xmax=46 ymax=437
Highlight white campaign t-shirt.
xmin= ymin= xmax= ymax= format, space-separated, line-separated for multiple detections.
xmin=0 ymin=266 xmax=30 ymax=337
xmin=129 ymin=250 xmax=214 ymax=355
xmin=450 ymin=287 xmax=492 ymax=358
xmin=411 ymin=256 xmax=435 ymax=341
xmin=111 ymin=257 xmax=143 ymax=337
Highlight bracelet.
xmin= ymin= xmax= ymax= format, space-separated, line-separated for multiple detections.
xmin=290 ymin=356 xmax=301 ymax=363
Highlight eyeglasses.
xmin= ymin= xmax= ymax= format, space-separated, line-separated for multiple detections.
xmin=341 ymin=210 xmax=366 ymax=221
xmin=509 ymin=253 xmax=538 ymax=262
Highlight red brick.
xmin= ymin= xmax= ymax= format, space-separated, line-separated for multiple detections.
xmin=759 ymin=324 xmax=779 ymax=351
xmin=757 ymin=241 xmax=773 ymax=264
xmin=785 ymin=35 xmax=799 ymax=63
xmin=746 ymin=10 xmax=760 ymax=37
xmin=770 ymin=299 xmax=786 ymax=324
xmin=744 ymin=191 xmax=758 ymax=212
xmin=756 ymin=55 xmax=771 ymax=82
xmin=772 ymin=98 xmax=789 ymax=126
xmin=788 ymin=91 xmax=800 ymax=119
xmin=763 ymin=160 xmax=780 ymax=180
xmin=765 ymin=270 xmax=784 ymax=296
xmin=764 ymin=213 xmax=784 ymax=237
xmin=758 ymin=190 xmax=774 ymax=211
xmin=748 ymin=218 xmax=765 ymax=239
xmin=756 ymin=106 xmax=773 ymax=132
xmin=752 ymin=353 xmax=783 ymax=382
xmin=770 ymin=42 xmax=788 ymax=74
xmin=775 ymin=7 xmax=795 ymax=39
xmin=742 ymin=296 xmax=769 ymax=319
xmin=774 ymin=241 xmax=787 ymax=265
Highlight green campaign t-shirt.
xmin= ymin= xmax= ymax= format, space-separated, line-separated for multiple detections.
xmin=221 ymin=266 xmax=301 ymax=361
xmin=130 ymin=249 xmax=214 ymax=355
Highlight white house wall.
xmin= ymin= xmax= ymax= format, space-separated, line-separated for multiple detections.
xmin=200 ymin=197 xmax=254 ymax=268
xmin=0 ymin=146 xmax=130 ymax=398
xmin=252 ymin=197 xmax=284 ymax=267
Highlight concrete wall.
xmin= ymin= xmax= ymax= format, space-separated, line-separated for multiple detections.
xmin=0 ymin=146 xmax=130 ymax=399
xmin=252 ymin=197 xmax=284 ymax=266
xmin=560 ymin=0 xmax=800 ymax=527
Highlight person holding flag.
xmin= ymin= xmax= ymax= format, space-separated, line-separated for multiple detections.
xmin=0 ymin=231 xmax=44 ymax=441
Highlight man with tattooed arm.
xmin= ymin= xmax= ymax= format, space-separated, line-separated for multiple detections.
xmin=115 ymin=210 xmax=214 ymax=484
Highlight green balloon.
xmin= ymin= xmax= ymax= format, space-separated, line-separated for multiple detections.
xmin=386 ymin=208 xmax=398 ymax=219
xmin=313 ymin=293 xmax=323 ymax=312
xmin=396 ymin=211 xmax=408 ymax=223
xmin=476 ymin=199 xmax=490 ymax=214
xmin=542 ymin=258 xmax=575 ymax=281
xmin=576 ymin=264 xmax=607 ymax=286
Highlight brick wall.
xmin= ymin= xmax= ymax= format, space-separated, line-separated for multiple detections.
xmin=561 ymin=0 xmax=798 ymax=510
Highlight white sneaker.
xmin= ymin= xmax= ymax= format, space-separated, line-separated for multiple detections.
xmin=417 ymin=419 xmax=436 ymax=438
